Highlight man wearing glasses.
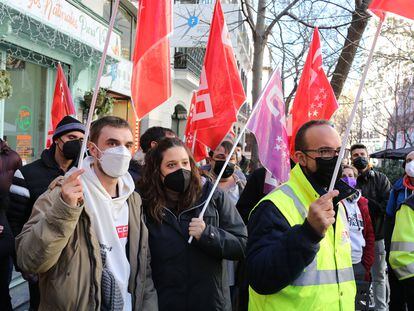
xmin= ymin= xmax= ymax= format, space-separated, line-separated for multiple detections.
xmin=247 ymin=120 xmax=356 ymax=310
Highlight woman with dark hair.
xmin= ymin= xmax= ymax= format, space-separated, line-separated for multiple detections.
xmin=139 ymin=138 xmax=247 ymax=311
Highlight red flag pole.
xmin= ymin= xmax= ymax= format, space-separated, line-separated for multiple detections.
xmin=77 ymin=0 xmax=121 ymax=169
xmin=328 ymin=17 xmax=384 ymax=192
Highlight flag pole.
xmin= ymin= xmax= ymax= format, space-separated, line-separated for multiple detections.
xmin=77 ymin=0 xmax=121 ymax=169
xmin=189 ymin=69 xmax=279 ymax=243
xmin=328 ymin=17 xmax=384 ymax=192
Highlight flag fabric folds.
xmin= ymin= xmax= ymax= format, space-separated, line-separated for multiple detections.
xmin=47 ymin=64 xmax=75 ymax=147
xmin=185 ymin=93 xmax=208 ymax=162
xmin=131 ymin=0 xmax=172 ymax=119
xmin=369 ymin=0 xmax=414 ymax=21
xmin=288 ymin=27 xmax=338 ymax=154
xmin=247 ymin=70 xmax=290 ymax=190
xmin=192 ymin=0 xmax=246 ymax=150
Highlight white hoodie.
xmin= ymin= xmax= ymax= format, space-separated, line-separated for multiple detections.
xmin=81 ymin=156 xmax=135 ymax=311
xmin=342 ymin=191 xmax=365 ymax=265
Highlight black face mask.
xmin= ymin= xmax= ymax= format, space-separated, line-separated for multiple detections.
xmin=61 ymin=139 xmax=82 ymax=160
xmin=213 ymin=160 xmax=235 ymax=179
xmin=353 ymin=157 xmax=369 ymax=170
xmin=164 ymin=169 xmax=191 ymax=193
xmin=311 ymin=156 xmax=342 ymax=188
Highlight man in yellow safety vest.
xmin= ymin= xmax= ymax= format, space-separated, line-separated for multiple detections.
xmin=389 ymin=196 xmax=414 ymax=309
xmin=247 ymin=120 xmax=356 ymax=310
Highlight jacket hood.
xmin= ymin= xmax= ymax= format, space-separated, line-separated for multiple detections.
xmin=80 ymin=156 xmax=135 ymax=214
xmin=392 ymin=177 xmax=405 ymax=191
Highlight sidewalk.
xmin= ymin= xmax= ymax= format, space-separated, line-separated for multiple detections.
xmin=10 ymin=269 xmax=29 ymax=310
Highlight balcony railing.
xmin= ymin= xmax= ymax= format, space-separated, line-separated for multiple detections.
xmin=174 ymin=48 xmax=204 ymax=78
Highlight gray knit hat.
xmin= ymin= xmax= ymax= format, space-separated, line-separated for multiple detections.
xmin=52 ymin=116 xmax=85 ymax=140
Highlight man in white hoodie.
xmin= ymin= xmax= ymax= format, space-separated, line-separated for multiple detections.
xmin=16 ymin=116 xmax=157 ymax=311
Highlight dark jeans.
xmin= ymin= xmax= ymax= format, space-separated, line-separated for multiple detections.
xmin=353 ymin=262 xmax=370 ymax=311
xmin=388 ymin=264 xmax=407 ymax=311
xmin=0 ymin=256 xmax=12 ymax=311
xmin=28 ymin=281 xmax=40 ymax=311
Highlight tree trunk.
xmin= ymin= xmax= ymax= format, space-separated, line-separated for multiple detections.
xmin=330 ymin=0 xmax=372 ymax=98
xmin=249 ymin=0 xmax=267 ymax=170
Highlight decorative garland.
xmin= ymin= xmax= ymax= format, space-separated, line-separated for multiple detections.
xmin=0 ymin=3 xmax=117 ymax=67
xmin=0 ymin=69 xmax=12 ymax=99
xmin=80 ymin=88 xmax=114 ymax=117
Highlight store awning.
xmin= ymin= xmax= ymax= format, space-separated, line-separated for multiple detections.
xmin=370 ymin=146 xmax=414 ymax=160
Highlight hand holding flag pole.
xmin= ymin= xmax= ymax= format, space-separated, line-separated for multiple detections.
xmin=77 ymin=0 xmax=120 ymax=169
xmin=188 ymin=70 xmax=280 ymax=244
xmin=328 ymin=17 xmax=384 ymax=192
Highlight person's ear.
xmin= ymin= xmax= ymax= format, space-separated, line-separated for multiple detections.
xmin=295 ymin=151 xmax=307 ymax=167
xmin=88 ymin=141 xmax=99 ymax=158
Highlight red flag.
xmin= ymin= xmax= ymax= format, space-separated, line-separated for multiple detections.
xmin=46 ymin=64 xmax=75 ymax=147
xmin=185 ymin=93 xmax=208 ymax=162
xmin=369 ymin=0 xmax=414 ymax=21
xmin=192 ymin=0 xmax=246 ymax=150
xmin=289 ymin=27 xmax=338 ymax=155
xmin=131 ymin=0 xmax=172 ymax=119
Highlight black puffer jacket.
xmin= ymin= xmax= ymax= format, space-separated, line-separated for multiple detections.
xmin=356 ymin=168 xmax=391 ymax=240
xmin=7 ymin=145 xmax=75 ymax=237
xmin=145 ymin=181 xmax=247 ymax=311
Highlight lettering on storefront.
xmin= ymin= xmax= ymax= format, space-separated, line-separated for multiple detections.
xmin=2 ymin=0 xmax=121 ymax=58
xmin=16 ymin=134 xmax=33 ymax=160
xmin=16 ymin=105 xmax=32 ymax=132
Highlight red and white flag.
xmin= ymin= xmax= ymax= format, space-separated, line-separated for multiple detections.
xmin=185 ymin=93 xmax=208 ymax=162
xmin=288 ymin=27 xmax=338 ymax=155
xmin=192 ymin=0 xmax=246 ymax=150
xmin=46 ymin=64 xmax=75 ymax=147
xmin=369 ymin=0 xmax=414 ymax=21
xmin=131 ymin=0 xmax=172 ymax=119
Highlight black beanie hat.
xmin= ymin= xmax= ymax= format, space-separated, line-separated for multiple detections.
xmin=52 ymin=116 xmax=85 ymax=140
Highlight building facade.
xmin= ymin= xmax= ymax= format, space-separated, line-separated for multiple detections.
xmin=0 ymin=0 xmax=138 ymax=163
xmin=0 ymin=0 xmax=252 ymax=164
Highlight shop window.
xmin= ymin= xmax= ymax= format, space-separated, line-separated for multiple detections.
xmin=4 ymin=57 xmax=47 ymax=164
xmin=79 ymin=0 xmax=112 ymax=21
xmin=171 ymin=104 xmax=188 ymax=138
xmin=116 ymin=7 xmax=133 ymax=60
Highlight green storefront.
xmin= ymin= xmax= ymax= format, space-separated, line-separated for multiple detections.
xmin=0 ymin=0 xmax=136 ymax=164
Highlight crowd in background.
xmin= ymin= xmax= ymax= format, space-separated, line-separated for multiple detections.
xmin=0 ymin=116 xmax=414 ymax=310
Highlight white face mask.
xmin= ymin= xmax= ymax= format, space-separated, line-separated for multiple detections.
xmin=94 ymin=144 xmax=132 ymax=178
xmin=236 ymin=151 xmax=242 ymax=161
xmin=406 ymin=161 xmax=414 ymax=177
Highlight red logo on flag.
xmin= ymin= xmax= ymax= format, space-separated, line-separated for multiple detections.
xmin=191 ymin=1 xmax=246 ymax=151
xmin=116 ymin=225 xmax=129 ymax=239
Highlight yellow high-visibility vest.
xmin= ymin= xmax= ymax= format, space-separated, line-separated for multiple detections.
xmin=389 ymin=202 xmax=414 ymax=280
xmin=249 ymin=164 xmax=356 ymax=311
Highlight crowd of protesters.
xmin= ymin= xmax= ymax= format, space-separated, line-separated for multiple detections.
xmin=1 ymin=115 xmax=414 ymax=310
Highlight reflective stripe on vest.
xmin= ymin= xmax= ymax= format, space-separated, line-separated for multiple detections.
xmin=293 ymin=258 xmax=354 ymax=286
xmin=393 ymin=262 xmax=414 ymax=280
xmin=278 ymin=184 xmax=354 ymax=287
xmin=391 ymin=241 xmax=414 ymax=252
xmin=278 ymin=185 xmax=307 ymax=219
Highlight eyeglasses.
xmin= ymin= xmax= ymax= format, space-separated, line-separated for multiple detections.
xmin=302 ymin=147 xmax=350 ymax=160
